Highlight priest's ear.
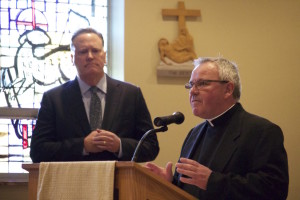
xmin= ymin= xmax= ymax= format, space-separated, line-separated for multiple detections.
xmin=224 ymin=81 xmax=234 ymax=98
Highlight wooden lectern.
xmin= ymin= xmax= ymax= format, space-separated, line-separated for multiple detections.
xmin=22 ymin=162 xmax=197 ymax=200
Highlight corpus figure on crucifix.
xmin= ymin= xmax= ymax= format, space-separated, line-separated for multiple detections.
xmin=159 ymin=2 xmax=200 ymax=65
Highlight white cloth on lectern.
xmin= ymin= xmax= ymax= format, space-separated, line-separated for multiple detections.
xmin=37 ymin=161 xmax=116 ymax=200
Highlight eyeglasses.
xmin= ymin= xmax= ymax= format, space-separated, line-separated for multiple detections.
xmin=184 ymin=79 xmax=229 ymax=90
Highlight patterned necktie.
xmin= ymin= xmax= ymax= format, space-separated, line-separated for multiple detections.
xmin=89 ymin=86 xmax=102 ymax=130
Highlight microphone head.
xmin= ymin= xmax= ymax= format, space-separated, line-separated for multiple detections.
xmin=153 ymin=111 xmax=185 ymax=126
xmin=173 ymin=112 xmax=185 ymax=124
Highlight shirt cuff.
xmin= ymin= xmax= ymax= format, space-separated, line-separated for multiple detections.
xmin=117 ymin=139 xmax=123 ymax=158
xmin=83 ymin=148 xmax=89 ymax=155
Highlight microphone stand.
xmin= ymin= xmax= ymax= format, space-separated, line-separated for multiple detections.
xmin=131 ymin=126 xmax=168 ymax=162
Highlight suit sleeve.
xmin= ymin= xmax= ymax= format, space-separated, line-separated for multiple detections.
xmin=119 ymin=87 xmax=160 ymax=162
xmin=30 ymin=91 xmax=86 ymax=162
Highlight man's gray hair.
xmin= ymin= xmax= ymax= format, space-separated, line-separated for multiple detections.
xmin=70 ymin=27 xmax=104 ymax=51
xmin=194 ymin=57 xmax=241 ymax=100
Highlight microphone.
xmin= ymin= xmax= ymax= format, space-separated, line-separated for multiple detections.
xmin=131 ymin=126 xmax=168 ymax=162
xmin=154 ymin=112 xmax=185 ymax=127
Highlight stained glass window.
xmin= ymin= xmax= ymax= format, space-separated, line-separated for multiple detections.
xmin=0 ymin=0 xmax=108 ymax=173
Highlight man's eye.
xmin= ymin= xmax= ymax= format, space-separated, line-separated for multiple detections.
xmin=92 ymin=49 xmax=101 ymax=53
xmin=78 ymin=50 xmax=87 ymax=54
xmin=198 ymin=81 xmax=205 ymax=86
xmin=197 ymin=81 xmax=208 ymax=87
xmin=202 ymin=81 xmax=209 ymax=86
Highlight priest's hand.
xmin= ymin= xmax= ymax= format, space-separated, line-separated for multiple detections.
xmin=175 ymin=157 xmax=212 ymax=190
xmin=144 ymin=162 xmax=173 ymax=182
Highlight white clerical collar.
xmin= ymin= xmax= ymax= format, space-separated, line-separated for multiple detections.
xmin=206 ymin=103 xmax=236 ymax=127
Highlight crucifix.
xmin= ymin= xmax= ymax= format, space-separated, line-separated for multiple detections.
xmin=157 ymin=2 xmax=201 ymax=77
xmin=158 ymin=2 xmax=200 ymax=66
xmin=162 ymin=1 xmax=201 ymax=31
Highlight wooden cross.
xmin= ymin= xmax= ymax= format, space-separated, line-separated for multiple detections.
xmin=162 ymin=1 xmax=201 ymax=30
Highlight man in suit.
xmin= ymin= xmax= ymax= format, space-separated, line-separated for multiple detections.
xmin=30 ymin=28 xmax=159 ymax=162
xmin=145 ymin=57 xmax=289 ymax=199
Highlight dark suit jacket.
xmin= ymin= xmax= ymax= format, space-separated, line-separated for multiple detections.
xmin=30 ymin=75 xmax=159 ymax=162
xmin=173 ymin=103 xmax=289 ymax=200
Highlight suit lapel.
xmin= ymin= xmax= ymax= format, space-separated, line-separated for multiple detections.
xmin=208 ymin=106 xmax=244 ymax=172
xmin=181 ymin=122 xmax=208 ymax=159
xmin=101 ymin=76 xmax=121 ymax=130
xmin=175 ymin=123 xmax=207 ymax=187
xmin=209 ymin=129 xmax=240 ymax=171
xmin=63 ymin=79 xmax=90 ymax=135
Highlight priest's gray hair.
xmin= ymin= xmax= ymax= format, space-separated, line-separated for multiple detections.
xmin=193 ymin=57 xmax=241 ymax=100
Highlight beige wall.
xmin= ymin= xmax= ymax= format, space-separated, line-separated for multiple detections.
xmin=124 ymin=0 xmax=300 ymax=199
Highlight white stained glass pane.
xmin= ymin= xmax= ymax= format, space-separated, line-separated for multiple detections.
xmin=0 ymin=10 xmax=8 ymax=28
xmin=95 ymin=6 xmax=107 ymax=18
xmin=1 ymin=0 xmax=9 ymax=8
xmin=0 ymin=95 xmax=6 ymax=107
xmin=8 ymin=162 xmax=25 ymax=173
xmin=9 ymin=33 xmax=21 ymax=47
xmin=45 ymin=16 xmax=57 ymax=32
xmin=0 ymin=146 xmax=8 ymax=154
xmin=35 ymin=1 xmax=46 ymax=11
xmin=0 ymin=129 xmax=8 ymax=147
xmin=0 ymin=162 xmax=9 ymax=173
xmin=0 ymin=29 xmax=9 ymax=38
xmin=56 ymin=13 xmax=71 ymax=31
xmin=95 ymin=0 xmax=107 ymax=6
xmin=0 ymin=55 xmax=14 ymax=68
xmin=45 ymin=2 xmax=57 ymax=12
xmin=0 ymin=144 xmax=8 ymax=160
xmin=7 ymin=47 xmax=18 ymax=56
xmin=0 ymin=119 xmax=11 ymax=125
xmin=17 ymin=0 xmax=28 ymax=9
xmin=8 ymin=133 xmax=20 ymax=145
xmin=56 ymin=3 xmax=70 ymax=12
xmin=58 ymin=0 xmax=69 ymax=3
xmin=70 ymin=0 xmax=83 ymax=4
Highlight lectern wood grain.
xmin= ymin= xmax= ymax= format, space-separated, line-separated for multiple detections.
xmin=23 ymin=162 xmax=197 ymax=200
